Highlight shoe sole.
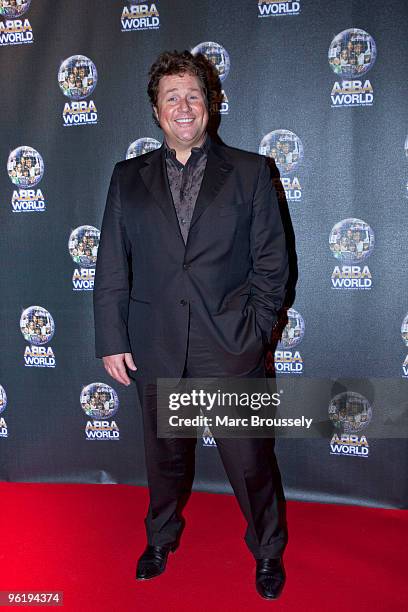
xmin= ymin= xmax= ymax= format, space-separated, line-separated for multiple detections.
xmin=136 ymin=573 xmax=164 ymax=581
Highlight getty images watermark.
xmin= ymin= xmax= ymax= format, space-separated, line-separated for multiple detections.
xmin=157 ymin=377 xmax=408 ymax=440
xmin=167 ymin=388 xmax=313 ymax=431
xmin=157 ymin=377 xmax=312 ymax=439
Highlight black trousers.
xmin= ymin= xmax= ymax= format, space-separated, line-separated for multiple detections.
xmin=136 ymin=309 xmax=287 ymax=559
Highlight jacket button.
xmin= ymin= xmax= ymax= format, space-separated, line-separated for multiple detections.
xmin=183 ymin=264 xmax=190 ymax=270
xmin=180 ymin=299 xmax=187 ymax=306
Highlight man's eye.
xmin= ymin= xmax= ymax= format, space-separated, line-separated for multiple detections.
xmin=168 ymin=96 xmax=177 ymax=102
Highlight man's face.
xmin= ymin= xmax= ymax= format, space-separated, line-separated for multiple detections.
xmin=154 ymin=72 xmax=208 ymax=150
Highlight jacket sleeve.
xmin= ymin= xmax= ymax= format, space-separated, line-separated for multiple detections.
xmin=246 ymin=156 xmax=289 ymax=340
xmin=93 ymin=163 xmax=132 ymax=358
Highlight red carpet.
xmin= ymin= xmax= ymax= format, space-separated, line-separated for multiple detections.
xmin=1 ymin=483 xmax=406 ymax=611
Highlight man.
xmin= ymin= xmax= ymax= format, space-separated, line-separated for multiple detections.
xmin=94 ymin=50 xmax=289 ymax=600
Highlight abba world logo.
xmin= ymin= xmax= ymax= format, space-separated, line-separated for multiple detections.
xmin=20 ymin=306 xmax=56 ymax=367
xmin=121 ymin=0 xmax=160 ymax=31
xmin=191 ymin=41 xmax=230 ymax=114
xmin=258 ymin=0 xmax=300 ymax=17
xmin=0 ymin=384 xmax=7 ymax=438
xmin=81 ymin=383 xmax=120 ymax=440
xmin=68 ymin=225 xmax=100 ymax=291
xmin=274 ymin=308 xmax=305 ymax=374
xmin=328 ymin=28 xmax=377 ymax=108
xmin=58 ymin=55 xmax=98 ymax=126
xmin=7 ymin=146 xmax=45 ymax=212
xmin=126 ymin=137 xmax=161 ymax=159
xmin=329 ymin=391 xmax=372 ymax=457
xmin=329 ymin=218 xmax=374 ymax=289
xmin=0 ymin=0 xmax=33 ymax=46
xmin=259 ymin=130 xmax=304 ymax=202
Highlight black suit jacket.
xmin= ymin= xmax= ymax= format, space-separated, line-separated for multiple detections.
xmin=94 ymin=138 xmax=289 ymax=381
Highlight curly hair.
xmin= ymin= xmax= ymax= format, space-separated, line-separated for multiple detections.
xmin=147 ymin=50 xmax=221 ymax=127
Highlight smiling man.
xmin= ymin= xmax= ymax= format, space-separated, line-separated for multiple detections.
xmin=94 ymin=50 xmax=289 ymax=600
xmin=154 ymin=72 xmax=208 ymax=162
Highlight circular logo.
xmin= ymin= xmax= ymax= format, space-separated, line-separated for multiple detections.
xmin=126 ymin=138 xmax=161 ymax=159
xmin=68 ymin=225 xmax=100 ymax=268
xmin=329 ymin=391 xmax=372 ymax=433
xmin=20 ymin=306 xmax=55 ymax=346
xmin=7 ymin=146 xmax=44 ymax=188
xmin=278 ymin=308 xmax=305 ymax=349
xmin=0 ymin=0 xmax=31 ymax=18
xmin=191 ymin=41 xmax=230 ymax=82
xmin=0 ymin=385 xmax=7 ymax=415
xmin=329 ymin=218 xmax=374 ymax=264
xmin=328 ymin=29 xmax=377 ymax=78
xmin=259 ymin=130 xmax=304 ymax=174
xmin=401 ymin=314 xmax=408 ymax=347
xmin=58 ymin=55 xmax=98 ymax=100
xmin=80 ymin=383 xmax=119 ymax=420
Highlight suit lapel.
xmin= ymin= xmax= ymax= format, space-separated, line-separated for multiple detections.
xmin=138 ymin=141 xmax=233 ymax=249
xmin=138 ymin=147 xmax=185 ymax=248
xmin=189 ymin=143 xmax=233 ymax=231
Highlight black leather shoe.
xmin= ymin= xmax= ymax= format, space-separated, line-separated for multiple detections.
xmin=136 ymin=544 xmax=175 ymax=581
xmin=255 ymin=557 xmax=285 ymax=600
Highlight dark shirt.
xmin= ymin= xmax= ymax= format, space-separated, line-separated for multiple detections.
xmin=164 ymin=135 xmax=210 ymax=244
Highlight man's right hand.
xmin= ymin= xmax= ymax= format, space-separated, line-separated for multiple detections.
xmin=102 ymin=353 xmax=137 ymax=386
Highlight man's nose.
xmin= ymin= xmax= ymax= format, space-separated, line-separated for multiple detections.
xmin=178 ymin=96 xmax=192 ymax=112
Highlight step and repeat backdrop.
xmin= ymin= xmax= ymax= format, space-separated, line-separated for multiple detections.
xmin=1 ymin=0 xmax=407 ymax=508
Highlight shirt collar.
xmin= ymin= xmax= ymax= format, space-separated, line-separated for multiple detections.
xmin=164 ymin=133 xmax=210 ymax=164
